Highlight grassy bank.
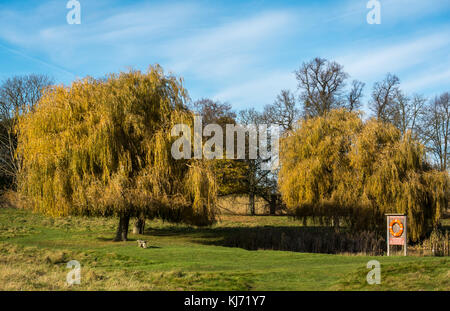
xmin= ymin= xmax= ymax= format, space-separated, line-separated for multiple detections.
xmin=0 ymin=207 xmax=448 ymax=291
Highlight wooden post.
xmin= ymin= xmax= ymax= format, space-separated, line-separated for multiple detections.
xmin=386 ymin=216 xmax=390 ymax=256
xmin=404 ymin=216 xmax=407 ymax=256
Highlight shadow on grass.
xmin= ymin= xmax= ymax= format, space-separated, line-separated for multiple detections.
xmin=96 ymin=237 xmax=144 ymax=243
xmin=95 ymin=236 xmax=162 ymax=249
xmin=144 ymin=245 xmax=161 ymax=249
xmin=143 ymin=225 xmax=385 ymax=255
xmin=96 ymin=237 xmax=116 ymax=241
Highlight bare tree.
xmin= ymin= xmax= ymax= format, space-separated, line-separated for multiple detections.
xmin=238 ymin=94 xmax=298 ymax=215
xmin=369 ymin=73 xmax=400 ymax=122
xmin=370 ymin=74 xmax=428 ymax=138
xmin=262 ymin=90 xmax=299 ymax=131
xmin=0 ymin=74 xmax=53 ymax=188
xmin=191 ymin=98 xmax=236 ymax=125
xmin=238 ymin=108 xmax=273 ymax=215
xmin=420 ymin=92 xmax=449 ymax=171
xmin=391 ymin=92 xmax=427 ymax=136
xmin=346 ymin=80 xmax=365 ymax=112
xmin=295 ymin=57 xmax=349 ymax=117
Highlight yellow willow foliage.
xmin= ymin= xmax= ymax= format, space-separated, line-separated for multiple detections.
xmin=279 ymin=109 xmax=448 ymax=241
xmin=16 ymin=66 xmax=217 ymax=226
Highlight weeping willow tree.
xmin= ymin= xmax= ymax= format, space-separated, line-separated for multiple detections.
xmin=16 ymin=66 xmax=217 ymax=241
xmin=279 ymin=109 xmax=448 ymax=242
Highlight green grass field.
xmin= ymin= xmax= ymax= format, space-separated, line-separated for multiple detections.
xmin=0 ymin=207 xmax=448 ymax=291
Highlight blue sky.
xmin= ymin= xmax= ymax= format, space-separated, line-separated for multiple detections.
xmin=0 ymin=0 xmax=449 ymax=112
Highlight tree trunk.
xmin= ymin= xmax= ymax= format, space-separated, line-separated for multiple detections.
xmin=443 ymin=133 xmax=447 ymax=171
xmin=269 ymin=194 xmax=277 ymax=215
xmin=248 ymin=159 xmax=256 ymax=216
xmin=332 ymin=215 xmax=340 ymax=231
xmin=249 ymin=192 xmax=255 ymax=216
xmin=114 ymin=214 xmax=130 ymax=241
xmin=132 ymin=217 xmax=145 ymax=234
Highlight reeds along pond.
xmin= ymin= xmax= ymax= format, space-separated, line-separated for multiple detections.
xmin=217 ymin=226 xmax=386 ymax=255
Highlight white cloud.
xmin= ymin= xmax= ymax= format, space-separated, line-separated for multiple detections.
xmin=337 ymin=0 xmax=450 ymax=26
xmin=163 ymin=10 xmax=297 ymax=80
xmin=0 ymin=1 xmax=201 ymax=65
xmin=212 ymin=71 xmax=297 ymax=109
xmin=381 ymin=0 xmax=450 ymax=21
xmin=0 ymin=0 xmax=448 ymax=109
xmin=337 ymin=31 xmax=450 ymax=80
xmin=402 ymin=67 xmax=450 ymax=93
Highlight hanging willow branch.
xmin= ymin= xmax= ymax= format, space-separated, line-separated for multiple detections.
xmin=16 ymin=66 xmax=217 ymax=226
xmin=279 ymin=109 xmax=448 ymax=242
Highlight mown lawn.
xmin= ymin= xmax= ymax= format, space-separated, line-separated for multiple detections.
xmin=0 ymin=207 xmax=448 ymax=291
